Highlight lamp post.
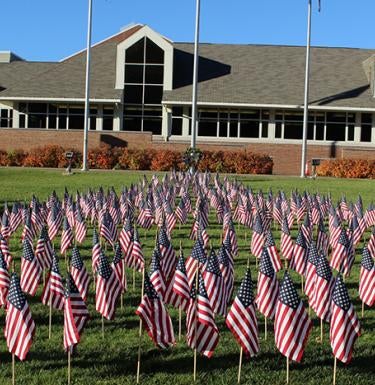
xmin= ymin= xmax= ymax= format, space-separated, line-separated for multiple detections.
xmin=300 ymin=0 xmax=312 ymax=178
xmin=82 ymin=0 xmax=93 ymax=172
xmin=190 ymin=0 xmax=201 ymax=151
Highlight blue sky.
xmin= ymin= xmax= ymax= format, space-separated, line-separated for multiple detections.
xmin=1 ymin=1 xmax=374 ymax=61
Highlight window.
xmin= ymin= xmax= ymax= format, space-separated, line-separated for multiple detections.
xmin=361 ymin=113 xmax=372 ymax=142
xmin=171 ymin=107 xmax=183 ymax=136
xmin=123 ymin=37 xmax=165 ymax=132
xmin=0 ymin=109 xmax=12 ymax=128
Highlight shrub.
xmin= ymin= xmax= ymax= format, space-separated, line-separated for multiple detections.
xmin=88 ymin=145 xmax=122 ymax=169
xmin=150 ymin=149 xmax=182 ymax=171
xmin=118 ymin=148 xmax=155 ymax=170
xmin=317 ymin=159 xmax=375 ymax=179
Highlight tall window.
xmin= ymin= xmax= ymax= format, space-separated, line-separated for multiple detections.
xmin=0 ymin=108 xmax=13 ymax=128
xmin=123 ymin=37 xmax=164 ymax=135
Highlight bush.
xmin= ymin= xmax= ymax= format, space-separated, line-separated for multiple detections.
xmin=150 ymin=149 xmax=182 ymax=171
xmin=118 ymin=148 xmax=155 ymax=170
xmin=88 ymin=145 xmax=122 ymax=169
xmin=317 ymin=159 xmax=375 ymax=179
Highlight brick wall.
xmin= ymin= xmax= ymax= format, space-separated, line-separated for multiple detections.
xmin=0 ymin=129 xmax=374 ymax=175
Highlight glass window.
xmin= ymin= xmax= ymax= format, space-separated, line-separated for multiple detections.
xmin=123 ymin=116 xmax=142 ymax=131
xmin=198 ymin=120 xmax=217 ymax=137
xmin=126 ymin=38 xmax=144 ymax=63
xmin=229 ymin=122 xmax=238 ymax=137
xmin=48 ymin=115 xmax=57 ymax=129
xmin=124 ymin=85 xmax=143 ymax=104
xmin=69 ymin=115 xmax=84 ymax=130
xmin=28 ymin=103 xmax=47 ymax=113
xmin=315 ymin=123 xmax=324 ymax=140
xmin=146 ymin=38 xmax=164 ymax=64
xmin=361 ymin=113 xmax=372 ymax=124
xmin=284 ymin=112 xmax=303 ymax=121
xmin=326 ymin=124 xmax=345 ymax=141
xmin=145 ymin=65 xmax=163 ymax=84
xmin=19 ymin=115 xmax=25 ymax=128
xmin=261 ymin=122 xmax=268 ymax=138
xmin=327 ymin=112 xmax=346 ymax=123
xmin=219 ymin=121 xmax=227 ymax=137
xmin=49 ymin=104 xmax=57 ymax=113
xmin=200 ymin=111 xmax=217 ymax=119
xmin=102 ymin=117 xmax=113 ymax=131
xmin=172 ymin=107 xmax=183 ymax=117
xmin=58 ymin=116 xmax=67 ymax=129
xmin=275 ymin=122 xmax=282 ymax=138
xmin=284 ymin=122 xmax=302 ymax=139
xmin=28 ymin=114 xmax=46 ymax=128
xmin=144 ymin=86 xmax=163 ymax=104
xmin=171 ymin=118 xmax=182 ymax=135
xmin=361 ymin=125 xmax=372 ymax=142
xmin=69 ymin=106 xmax=84 ymax=115
xmin=347 ymin=125 xmax=355 ymax=141
xmin=307 ymin=122 xmax=314 ymax=140
xmin=19 ymin=103 xmax=27 ymax=113
xmin=240 ymin=121 xmax=259 ymax=138
xmin=125 ymin=65 xmax=144 ymax=84
xmin=143 ymin=117 xmax=162 ymax=134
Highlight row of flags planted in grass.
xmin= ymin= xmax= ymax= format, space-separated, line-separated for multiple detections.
xmin=0 ymin=172 xmax=374 ymax=382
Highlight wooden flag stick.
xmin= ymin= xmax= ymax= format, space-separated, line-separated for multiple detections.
xmin=264 ymin=316 xmax=267 ymax=341
xmin=301 ymin=275 xmax=304 ymax=292
xmin=237 ymin=347 xmax=243 ymax=384
xmin=193 ymin=261 xmax=199 ymax=382
xmin=244 ymin=231 xmax=247 ymax=243
xmin=179 ymin=300 xmax=182 ymax=342
xmin=133 ymin=267 xmax=136 ymax=291
xmin=320 ymin=318 xmax=323 ymax=343
xmin=68 ymin=350 xmax=71 ymax=385
xmin=286 ymin=357 xmax=290 ymax=384
xmin=12 ymin=353 xmax=15 ymax=385
xmin=361 ymin=301 xmax=365 ymax=318
xmin=333 ymin=357 xmax=337 ymax=385
xmin=136 ymin=267 xmax=145 ymax=384
xmin=101 ymin=316 xmax=105 ymax=339
xmin=255 ymin=257 xmax=258 ymax=269
xmin=48 ymin=297 xmax=52 ymax=339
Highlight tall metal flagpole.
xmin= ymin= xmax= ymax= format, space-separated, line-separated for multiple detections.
xmin=300 ymin=0 xmax=312 ymax=178
xmin=82 ymin=0 xmax=93 ymax=172
xmin=190 ymin=0 xmax=201 ymax=150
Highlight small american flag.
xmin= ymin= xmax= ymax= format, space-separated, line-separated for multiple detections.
xmin=158 ymin=226 xmax=177 ymax=281
xmin=280 ymin=217 xmax=294 ymax=261
xmin=0 ymin=233 xmax=12 ymax=269
xmin=111 ymin=242 xmax=126 ymax=292
xmin=70 ymin=246 xmax=90 ymax=302
xmin=330 ymin=275 xmax=360 ymax=363
xmin=359 ymin=247 xmax=375 ymax=307
xmin=149 ymin=246 xmax=166 ymax=298
xmin=136 ymin=273 xmax=175 ymax=348
xmin=92 ymin=227 xmax=101 ymax=274
xmin=41 ymin=254 xmax=65 ymax=311
xmin=186 ymin=272 xmax=219 ymax=358
xmin=96 ymin=251 xmax=121 ymax=320
xmin=290 ymin=229 xmax=308 ymax=276
xmin=119 ymin=217 xmax=133 ymax=261
xmin=203 ymin=248 xmax=226 ymax=316
xmin=64 ymin=273 xmax=89 ymax=352
xmin=130 ymin=227 xmax=144 ymax=272
xmin=172 ymin=250 xmax=190 ymax=309
xmin=60 ymin=216 xmax=74 ymax=255
xmin=304 ymin=242 xmax=320 ymax=302
xmin=274 ymin=271 xmax=312 ymax=362
xmin=5 ymin=273 xmax=35 ymax=360
xmin=226 ymin=268 xmax=259 ymax=357
xmin=312 ymin=252 xmax=334 ymax=322
xmin=74 ymin=207 xmax=87 ymax=244
xmin=20 ymin=240 xmax=41 ymax=296
xmin=256 ymin=248 xmax=279 ymax=319
xmin=264 ymin=230 xmax=282 ymax=272
xmin=250 ymin=213 xmax=264 ymax=259
xmin=330 ymin=228 xmax=351 ymax=275
xmin=186 ymin=239 xmax=207 ymax=286
xmin=0 ymin=250 xmax=10 ymax=307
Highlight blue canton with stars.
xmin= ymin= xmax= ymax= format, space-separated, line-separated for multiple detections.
xmin=23 ymin=240 xmax=35 ymax=262
xmin=0 ymin=249 xmax=7 ymax=270
xmin=264 ymin=230 xmax=276 ymax=247
xmin=316 ymin=253 xmax=332 ymax=281
xmin=295 ymin=229 xmax=307 ymax=248
xmin=307 ymin=242 xmax=319 ymax=266
xmin=236 ymin=268 xmax=254 ymax=307
xmin=92 ymin=227 xmax=99 ymax=246
xmin=176 ymin=251 xmax=187 ymax=273
xmin=198 ymin=272 xmax=209 ymax=299
xmin=150 ymin=247 xmax=162 ymax=274
xmin=158 ymin=227 xmax=170 ymax=247
xmin=332 ymin=275 xmax=351 ymax=311
xmin=113 ymin=243 xmax=122 ymax=265
xmin=260 ymin=248 xmax=275 ymax=278
xmin=65 ymin=273 xmax=79 ymax=297
xmin=144 ymin=273 xmax=159 ymax=300
xmin=51 ymin=254 xmax=61 ymax=275
xmin=97 ymin=252 xmax=112 ymax=280
xmin=71 ymin=247 xmax=84 ymax=270
xmin=278 ymin=272 xmax=300 ymax=309
xmin=191 ymin=239 xmax=207 ymax=264
xmin=8 ymin=273 xmax=26 ymax=311
xmin=205 ymin=249 xmax=222 ymax=276
xmin=361 ymin=247 xmax=374 ymax=271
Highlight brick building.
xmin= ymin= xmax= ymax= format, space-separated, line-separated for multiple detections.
xmin=0 ymin=24 xmax=374 ymax=174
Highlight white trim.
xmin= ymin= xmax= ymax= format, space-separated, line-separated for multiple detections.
xmin=0 ymin=97 xmax=120 ymax=103
xmin=59 ymin=23 xmax=144 ymax=62
xmin=115 ymin=25 xmax=174 ymax=90
xmin=162 ymin=100 xmax=375 ymax=112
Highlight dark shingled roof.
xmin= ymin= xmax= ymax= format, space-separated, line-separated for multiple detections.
xmin=164 ymin=43 xmax=375 ymax=109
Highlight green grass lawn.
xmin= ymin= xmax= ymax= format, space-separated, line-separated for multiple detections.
xmin=0 ymin=168 xmax=374 ymax=385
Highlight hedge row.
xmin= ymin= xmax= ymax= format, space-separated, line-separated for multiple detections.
xmin=0 ymin=145 xmax=273 ymax=174
xmin=317 ymin=159 xmax=375 ymax=179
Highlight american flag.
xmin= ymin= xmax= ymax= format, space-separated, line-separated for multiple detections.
xmin=5 ymin=273 xmax=35 ymax=361
xmin=359 ymin=247 xmax=375 ymax=307
xmin=63 ymin=273 xmax=90 ymax=352
xmin=304 ymin=242 xmax=320 ymax=302
xmin=21 ymin=211 xmax=35 ymax=244
xmin=226 ymin=268 xmax=259 ymax=357
xmin=74 ymin=207 xmax=87 ymax=244
xmin=35 ymin=226 xmax=53 ymax=270
xmin=60 ymin=216 xmax=74 ymax=255
xmin=256 ymin=248 xmax=279 ymax=319
xmin=172 ymin=250 xmax=190 ymax=310
xmin=175 ymin=198 xmax=188 ymax=224
xmin=41 ymin=254 xmax=65 ymax=311
xmin=329 ymin=211 xmax=341 ymax=250
xmin=92 ymin=227 xmax=101 ymax=274
xmin=301 ymin=214 xmax=312 ymax=247
xmin=280 ymin=217 xmax=294 ymax=262
xmin=316 ymin=218 xmax=329 ymax=255
xmin=119 ymin=218 xmax=133 ymax=262
xmin=100 ymin=210 xmax=117 ymax=246
xmin=70 ymin=246 xmax=90 ymax=302
xmin=186 ymin=272 xmax=219 ymax=358
xmin=368 ymin=227 xmax=375 ymax=259
xmin=223 ymin=221 xmax=239 ymax=257
xmin=1 ymin=211 xmax=11 ymax=239
xmin=186 ymin=238 xmax=207 ymax=287
xmin=0 ymin=233 xmax=12 ymax=269
xmin=330 ymin=228 xmax=351 ymax=275
xmin=290 ymin=229 xmax=308 ymax=276
xmin=312 ymin=253 xmax=334 ymax=322
xmin=203 ymin=248 xmax=226 ymax=316
xmin=111 ymin=243 xmax=126 ymax=292
xmin=10 ymin=202 xmax=22 ymax=234
xmin=158 ymin=226 xmax=177 ymax=281
xmin=264 ymin=230 xmax=282 ymax=272
xmin=96 ymin=251 xmax=121 ymax=320
xmin=274 ymin=271 xmax=312 ymax=362
xmin=149 ymin=246 xmax=166 ymax=298
xmin=250 ymin=214 xmax=264 ymax=259
xmin=136 ymin=273 xmax=175 ymax=348
xmin=48 ymin=204 xmax=62 ymax=241
xmin=0 ymin=250 xmax=10 ymax=307
xmin=130 ymin=227 xmax=144 ymax=272
xmin=330 ymin=275 xmax=360 ymax=363
xmin=218 ymin=238 xmax=234 ymax=310
xmin=20 ymin=240 xmax=41 ymax=296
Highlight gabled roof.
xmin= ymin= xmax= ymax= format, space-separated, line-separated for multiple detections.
xmin=164 ymin=43 xmax=375 ymax=110
xmin=0 ymin=24 xmax=143 ymax=101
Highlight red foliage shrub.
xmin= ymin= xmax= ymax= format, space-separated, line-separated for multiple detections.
xmin=88 ymin=145 xmax=122 ymax=169
xmin=318 ymin=159 xmax=375 ymax=179
xmin=118 ymin=148 xmax=155 ymax=170
xmin=150 ymin=149 xmax=182 ymax=171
